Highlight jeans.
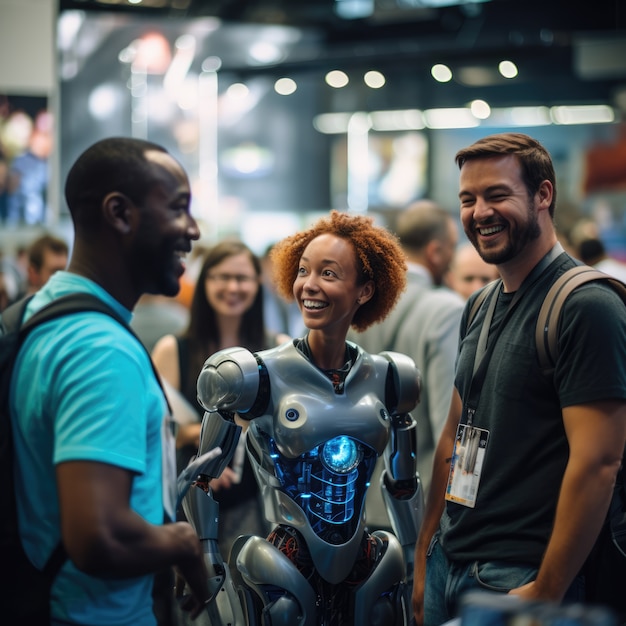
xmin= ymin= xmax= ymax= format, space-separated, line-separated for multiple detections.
xmin=423 ymin=531 xmax=585 ymax=626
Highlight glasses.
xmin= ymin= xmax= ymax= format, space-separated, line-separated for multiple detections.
xmin=207 ymin=273 xmax=258 ymax=285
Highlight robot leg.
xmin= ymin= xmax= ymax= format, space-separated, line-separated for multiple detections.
xmin=231 ymin=535 xmax=318 ymax=626
xmin=352 ymin=530 xmax=409 ymax=626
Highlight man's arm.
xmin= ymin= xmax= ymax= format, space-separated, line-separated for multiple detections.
xmin=510 ymin=399 xmax=626 ymax=602
xmin=57 ymin=461 xmax=209 ymax=609
xmin=412 ymin=387 xmax=462 ymax=625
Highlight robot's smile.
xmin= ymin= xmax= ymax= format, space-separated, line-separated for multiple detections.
xmin=303 ymin=299 xmax=328 ymax=310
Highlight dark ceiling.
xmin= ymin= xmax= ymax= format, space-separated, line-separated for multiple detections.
xmin=58 ymin=0 xmax=626 ymax=110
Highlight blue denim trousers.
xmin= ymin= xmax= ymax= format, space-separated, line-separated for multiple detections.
xmin=423 ymin=531 xmax=585 ymax=626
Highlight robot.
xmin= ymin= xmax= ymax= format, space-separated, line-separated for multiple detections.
xmin=177 ymin=339 xmax=423 ymax=626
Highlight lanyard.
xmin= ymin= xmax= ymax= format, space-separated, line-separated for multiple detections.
xmin=466 ymin=243 xmax=565 ymax=424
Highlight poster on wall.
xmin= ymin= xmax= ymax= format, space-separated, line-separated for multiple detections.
xmin=0 ymin=94 xmax=53 ymax=228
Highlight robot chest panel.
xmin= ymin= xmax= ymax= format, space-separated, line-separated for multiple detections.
xmin=270 ymin=390 xmax=391 ymax=458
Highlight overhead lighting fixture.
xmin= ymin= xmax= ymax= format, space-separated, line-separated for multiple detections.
xmin=370 ymin=109 xmax=425 ymax=131
xmin=431 ymin=64 xmax=452 ymax=83
xmin=424 ymin=108 xmax=479 ymax=129
xmin=313 ymin=103 xmax=615 ymax=134
xmin=326 ymin=70 xmax=349 ymax=88
xmin=470 ymin=99 xmax=491 ymax=119
xmin=498 ymin=60 xmax=518 ymax=79
xmin=312 ymin=112 xmax=353 ymax=134
xmin=488 ymin=106 xmax=551 ymax=127
xmin=551 ymin=105 xmax=615 ymax=125
xmin=364 ymin=71 xmax=385 ymax=89
xmin=274 ymin=77 xmax=297 ymax=96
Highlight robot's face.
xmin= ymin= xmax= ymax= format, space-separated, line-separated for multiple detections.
xmin=294 ymin=233 xmax=373 ymax=337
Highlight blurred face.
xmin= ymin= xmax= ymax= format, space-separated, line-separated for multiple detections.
xmin=459 ymin=154 xmax=540 ymax=266
xmin=29 ymin=249 xmax=67 ymax=290
xmin=431 ymin=218 xmax=459 ymax=285
xmin=293 ymin=233 xmax=373 ymax=337
xmin=204 ymin=252 xmax=259 ymax=319
xmin=450 ymin=246 xmax=499 ymax=300
xmin=133 ymin=150 xmax=200 ymax=297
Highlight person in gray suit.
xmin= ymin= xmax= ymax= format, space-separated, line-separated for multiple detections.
xmin=351 ymin=200 xmax=464 ymax=529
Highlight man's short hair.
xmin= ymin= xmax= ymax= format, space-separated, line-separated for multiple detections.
xmin=64 ymin=137 xmax=168 ymax=229
xmin=28 ymin=234 xmax=69 ymax=271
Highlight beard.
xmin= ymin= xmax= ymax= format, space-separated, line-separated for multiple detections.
xmin=468 ymin=200 xmax=541 ymax=266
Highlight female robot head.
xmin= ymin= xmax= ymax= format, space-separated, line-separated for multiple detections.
xmin=270 ymin=210 xmax=407 ymax=334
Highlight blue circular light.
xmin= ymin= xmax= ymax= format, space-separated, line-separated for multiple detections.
xmin=321 ymin=436 xmax=361 ymax=473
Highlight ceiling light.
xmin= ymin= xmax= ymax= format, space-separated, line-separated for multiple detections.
xmin=364 ymin=71 xmax=385 ymax=89
xmin=498 ymin=60 xmax=518 ymax=79
xmin=551 ymin=105 xmax=615 ymax=125
xmin=275 ymin=78 xmax=297 ymax=95
xmin=470 ymin=99 xmax=491 ymax=119
xmin=226 ymin=83 xmax=249 ymax=99
xmin=313 ymin=112 xmax=353 ymax=134
xmin=326 ymin=70 xmax=349 ymax=88
xmin=431 ymin=64 xmax=452 ymax=83
xmin=370 ymin=109 xmax=425 ymax=131
xmin=424 ymin=108 xmax=479 ymax=129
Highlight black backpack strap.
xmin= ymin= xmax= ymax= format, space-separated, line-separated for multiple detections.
xmin=8 ymin=292 xmax=173 ymax=576
xmin=466 ymin=279 xmax=501 ymax=333
xmin=19 ymin=292 xmax=130 ymax=336
xmin=18 ymin=293 xmax=171 ymax=412
xmin=0 ymin=294 xmax=35 ymax=335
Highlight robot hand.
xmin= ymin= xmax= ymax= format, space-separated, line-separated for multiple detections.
xmin=176 ymin=445 xmax=222 ymax=510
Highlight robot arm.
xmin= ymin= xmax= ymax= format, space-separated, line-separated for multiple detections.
xmin=179 ymin=346 xmax=266 ymax=532
xmin=186 ymin=345 xmax=264 ymax=485
xmin=196 ymin=346 xmax=262 ymax=415
xmin=176 ymin=347 xmax=266 ymax=625
xmin=378 ymin=352 xmax=424 ymax=580
xmin=378 ymin=350 xmax=421 ymax=493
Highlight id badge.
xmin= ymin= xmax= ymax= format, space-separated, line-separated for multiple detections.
xmin=445 ymin=422 xmax=489 ymax=508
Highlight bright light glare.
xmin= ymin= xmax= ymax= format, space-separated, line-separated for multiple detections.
xmin=424 ymin=108 xmax=479 ymax=129
xmin=470 ymin=99 xmax=491 ymax=119
xmin=499 ymin=60 xmax=518 ymax=79
xmin=226 ymin=83 xmax=249 ymax=99
xmin=551 ymin=105 xmax=615 ymax=125
xmin=88 ymin=84 xmax=120 ymax=120
xmin=313 ymin=112 xmax=353 ymax=134
xmin=326 ymin=70 xmax=349 ymax=88
xmin=202 ymin=56 xmax=222 ymax=72
xmin=431 ymin=64 xmax=452 ymax=82
xmin=364 ymin=70 xmax=385 ymax=88
xmin=249 ymin=41 xmax=283 ymax=64
xmin=275 ymin=77 xmax=297 ymax=95
xmin=370 ymin=109 xmax=425 ymax=131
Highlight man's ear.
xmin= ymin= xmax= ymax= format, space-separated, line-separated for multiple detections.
xmin=102 ymin=192 xmax=134 ymax=234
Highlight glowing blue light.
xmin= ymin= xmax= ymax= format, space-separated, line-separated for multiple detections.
xmin=321 ymin=436 xmax=360 ymax=473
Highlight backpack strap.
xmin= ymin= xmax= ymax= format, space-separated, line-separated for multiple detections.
xmin=0 ymin=295 xmax=35 ymax=335
xmin=466 ymin=279 xmax=501 ymax=332
xmin=535 ymin=266 xmax=626 ymax=376
xmin=4 ymin=292 xmax=173 ymax=580
xmin=16 ymin=293 xmax=171 ymax=411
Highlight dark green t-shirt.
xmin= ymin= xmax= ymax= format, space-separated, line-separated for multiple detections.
xmin=442 ymin=252 xmax=626 ymax=565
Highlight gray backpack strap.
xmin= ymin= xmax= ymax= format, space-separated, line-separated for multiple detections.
xmin=535 ymin=266 xmax=626 ymax=375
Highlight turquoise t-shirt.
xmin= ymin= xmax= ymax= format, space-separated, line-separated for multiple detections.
xmin=10 ymin=272 xmax=174 ymax=626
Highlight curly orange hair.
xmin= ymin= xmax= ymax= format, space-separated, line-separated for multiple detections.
xmin=270 ymin=210 xmax=407 ymax=332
